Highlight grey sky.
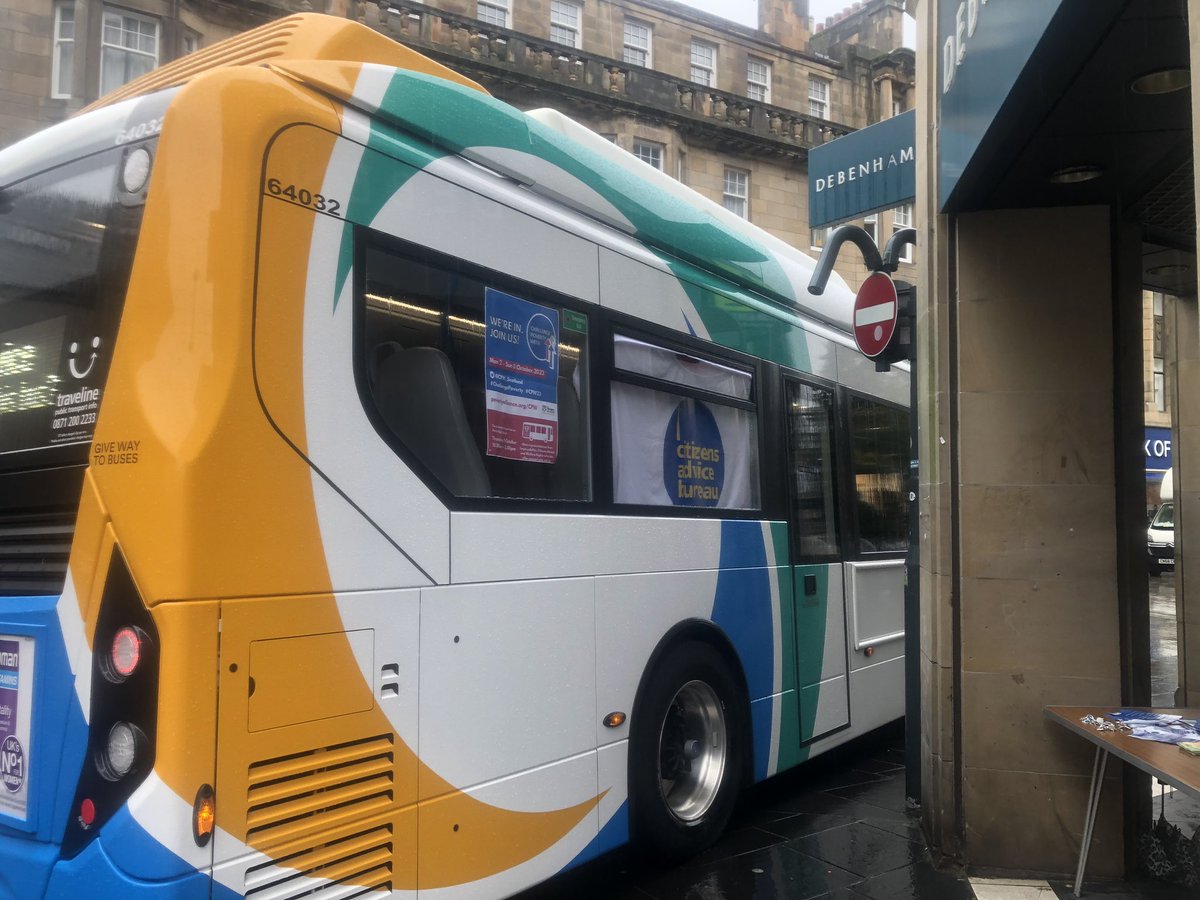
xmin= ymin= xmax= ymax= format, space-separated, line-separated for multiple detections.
xmin=680 ymin=1 xmax=916 ymax=47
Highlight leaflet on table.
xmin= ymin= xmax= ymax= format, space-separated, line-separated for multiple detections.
xmin=1128 ymin=724 xmax=1200 ymax=745
xmin=1108 ymin=709 xmax=1196 ymax=727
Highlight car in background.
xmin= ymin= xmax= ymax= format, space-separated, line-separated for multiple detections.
xmin=1148 ymin=500 xmax=1175 ymax=576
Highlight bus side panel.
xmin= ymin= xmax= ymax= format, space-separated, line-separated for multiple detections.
xmin=595 ymin=552 xmax=791 ymax=780
xmin=256 ymin=127 xmax=444 ymax=589
xmin=416 ymin=580 xmax=596 ymax=800
xmin=596 ymin=246 xmax=710 ymax=339
xmin=211 ymin=590 xmax=420 ymax=897
xmin=845 ymin=560 xmax=906 ymax=732
xmin=794 ymin=563 xmax=852 ymax=745
xmin=414 ymin=578 xmax=600 ymax=895
xmin=836 ymin=344 xmax=909 ymax=406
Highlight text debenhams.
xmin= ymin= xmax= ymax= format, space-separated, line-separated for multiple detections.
xmin=814 ymin=147 xmax=914 ymax=193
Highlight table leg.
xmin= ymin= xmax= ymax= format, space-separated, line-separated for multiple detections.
xmin=1073 ymin=746 xmax=1109 ymax=898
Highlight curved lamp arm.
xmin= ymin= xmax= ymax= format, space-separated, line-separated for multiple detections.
xmin=807 ymin=224 xmax=884 ymax=295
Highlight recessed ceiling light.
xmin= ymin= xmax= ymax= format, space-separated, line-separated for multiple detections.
xmin=1147 ymin=263 xmax=1191 ymax=276
xmin=1048 ymin=165 xmax=1103 ymax=184
xmin=1131 ymin=68 xmax=1190 ymax=95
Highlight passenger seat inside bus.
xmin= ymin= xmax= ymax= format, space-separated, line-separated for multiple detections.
xmin=371 ymin=346 xmax=492 ymax=497
xmin=459 ymin=377 xmax=584 ymax=501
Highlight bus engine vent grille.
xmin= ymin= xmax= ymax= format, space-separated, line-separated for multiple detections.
xmin=245 ymin=733 xmax=395 ymax=897
xmin=243 ymin=823 xmax=393 ymax=900
xmin=0 ymin=512 xmax=74 ymax=597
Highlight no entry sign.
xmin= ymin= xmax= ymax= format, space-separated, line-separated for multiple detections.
xmin=853 ymin=272 xmax=899 ymax=358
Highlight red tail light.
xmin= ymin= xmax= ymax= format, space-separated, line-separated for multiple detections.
xmin=109 ymin=626 xmax=143 ymax=680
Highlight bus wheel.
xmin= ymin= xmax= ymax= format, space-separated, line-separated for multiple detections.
xmin=629 ymin=641 xmax=745 ymax=859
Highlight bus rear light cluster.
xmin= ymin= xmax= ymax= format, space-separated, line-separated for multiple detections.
xmin=104 ymin=626 xmax=145 ymax=682
xmin=63 ymin=550 xmax=160 ymax=859
xmin=95 ymin=722 xmax=147 ymax=781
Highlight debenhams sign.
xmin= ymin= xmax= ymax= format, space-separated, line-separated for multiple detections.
xmin=808 ymin=110 xmax=916 ymax=230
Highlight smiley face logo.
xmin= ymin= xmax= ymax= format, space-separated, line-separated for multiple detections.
xmin=68 ymin=336 xmax=101 ymax=379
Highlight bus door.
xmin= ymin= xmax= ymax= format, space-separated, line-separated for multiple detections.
xmin=782 ymin=376 xmax=851 ymax=743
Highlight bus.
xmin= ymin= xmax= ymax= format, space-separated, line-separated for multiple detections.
xmin=0 ymin=14 xmax=909 ymax=900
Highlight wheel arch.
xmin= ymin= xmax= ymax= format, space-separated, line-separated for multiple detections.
xmin=629 ymin=618 xmax=755 ymax=788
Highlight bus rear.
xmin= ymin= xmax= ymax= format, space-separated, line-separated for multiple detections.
xmin=0 ymin=15 xmax=468 ymax=898
xmin=0 ymin=86 xmax=187 ymax=899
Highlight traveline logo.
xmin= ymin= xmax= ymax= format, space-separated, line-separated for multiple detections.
xmin=813 ymin=146 xmax=914 ymax=194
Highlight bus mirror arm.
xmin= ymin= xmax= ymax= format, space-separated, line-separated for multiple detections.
xmin=882 ymin=228 xmax=916 ymax=273
xmin=807 ymin=224 xmax=883 ymax=295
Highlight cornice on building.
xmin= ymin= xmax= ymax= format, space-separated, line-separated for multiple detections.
xmin=374 ymin=2 xmax=860 ymax=162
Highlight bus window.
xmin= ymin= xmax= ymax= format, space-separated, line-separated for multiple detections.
xmin=848 ymin=394 xmax=909 ymax=553
xmin=360 ymin=240 xmax=591 ymax=502
xmin=785 ymin=378 xmax=840 ymax=557
xmin=0 ymin=150 xmax=138 ymax=464
xmin=611 ymin=334 xmax=760 ymax=510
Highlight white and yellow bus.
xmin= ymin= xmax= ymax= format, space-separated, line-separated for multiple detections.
xmin=0 ymin=15 xmax=909 ymax=900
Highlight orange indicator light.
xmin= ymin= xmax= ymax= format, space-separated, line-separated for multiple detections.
xmin=193 ymin=785 xmax=216 ymax=846
xmin=603 ymin=711 xmax=627 ymax=728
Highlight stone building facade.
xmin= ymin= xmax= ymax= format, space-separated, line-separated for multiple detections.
xmin=0 ymin=0 xmax=917 ymax=290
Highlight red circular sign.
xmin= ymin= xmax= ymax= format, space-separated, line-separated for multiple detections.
xmin=853 ymin=272 xmax=899 ymax=358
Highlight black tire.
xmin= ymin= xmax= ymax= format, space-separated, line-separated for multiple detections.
xmin=628 ymin=640 xmax=747 ymax=860
xmin=1149 ymin=560 xmax=1161 ymax=577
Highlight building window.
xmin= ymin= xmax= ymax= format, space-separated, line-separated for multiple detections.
xmin=810 ymin=226 xmax=830 ymax=251
xmin=52 ymin=2 xmax=75 ymax=99
xmin=690 ymin=40 xmax=716 ymax=87
xmin=183 ymin=32 xmax=200 ymax=56
xmin=100 ymin=7 xmax=159 ymax=96
xmin=808 ymin=76 xmax=830 ymax=119
xmin=892 ymin=97 xmax=904 ymax=117
xmin=549 ymin=1 xmax=581 ymax=48
xmin=1153 ymin=292 xmax=1166 ymax=412
xmin=476 ymin=0 xmax=509 ymax=28
xmin=623 ymin=19 xmax=652 ymax=67
xmin=892 ymin=204 xmax=913 ymax=262
xmin=599 ymin=133 xmax=617 ymax=143
xmin=747 ymin=58 xmax=771 ymax=103
xmin=723 ymin=167 xmax=748 ymax=218
xmin=863 ymin=213 xmax=878 ymax=246
xmin=633 ymin=140 xmax=663 ymax=171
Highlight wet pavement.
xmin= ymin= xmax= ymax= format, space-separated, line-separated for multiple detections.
xmin=514 ymin=574 xmax=1194 ymax=900
xmin=516 ymin=723 xmax=977 ymax=900
xmin=1149 ymin=573 xmax=1178 ymax=708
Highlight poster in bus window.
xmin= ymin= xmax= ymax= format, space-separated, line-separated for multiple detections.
xmin=0 ymin=635 xmax=35 ymax=822
xmin=484 ymin=288 xmax=559 ymax=464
